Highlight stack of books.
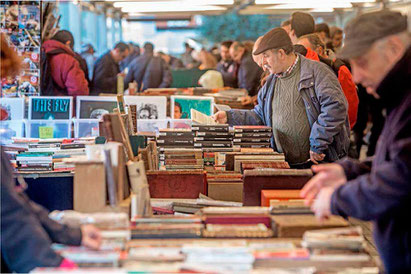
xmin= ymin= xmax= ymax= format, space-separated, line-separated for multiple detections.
xmin=199 ymin=207 xmax=274 ymax=238
xmin=16 ymin=151 xmax=53 ymax=172
xmin=233 ymin=126 xmax=273 ymax=148
xmin=302 ymin=227 xmax=370 ymax=263
xmin=158 ymin=148 xmax=203 ymax=171
xmin=192 ymin=124 xmax=234 ymax=168
xmin=193 ymin=124 xmax=233 ymax=149
xmin=182 ymin=241 xmax=255 ymax=272
xmin=8 ymin=138 xmax=90 ymax=172
xmin=157 ymin=129 xmax=194 ymax=149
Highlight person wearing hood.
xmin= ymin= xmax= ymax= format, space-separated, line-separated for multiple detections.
xmin=41 ymin=30 xmax=89 ymax=98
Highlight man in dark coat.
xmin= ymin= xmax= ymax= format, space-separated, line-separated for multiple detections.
xmin=301 ymin=11 xmax=411 ymax=273
xmin=120 ymin=42 xmax=140 ymax=71
xmin=124 ymin=42 xmax=172 ymax=92
xmin=229 ymin=41 xmax=263 ymax=96
xmin=216 ymin=40 xmax=237 ymax=88
xmin=0 ymin=147 xmax=102 ymax=273
xmin=91 ymin=42 xmax=129 ymax=95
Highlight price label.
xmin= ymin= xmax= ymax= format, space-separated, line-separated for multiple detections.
xmin=39 ymin=126 xmax=53 ymax=139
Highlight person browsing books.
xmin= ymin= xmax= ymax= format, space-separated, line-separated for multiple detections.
xmin=213 ymin=28 xmax=350 ymax=167
xmin=301 ymin=11 xmax=411 ymax=273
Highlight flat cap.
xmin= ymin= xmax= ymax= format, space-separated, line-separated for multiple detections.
xmin=253 ymin=27 xmax=293 ymax=55
xmin=339 ymin=10 xmax=408 ymax=59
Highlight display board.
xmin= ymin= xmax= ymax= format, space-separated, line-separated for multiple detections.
xmin=171 ymin=95 xmax=214 ymax=119
xmin=76 ymin=96 xmax=118 ymax=119
xmin=0 ymin=97 xmax=25 ymax=119
xmin=124 ymin=96 xmax=167 ymax=120
xmin=28 ymin=96 xmax=72 ymax=120
xmin=1 ymin=1 xmax=41 ymax=97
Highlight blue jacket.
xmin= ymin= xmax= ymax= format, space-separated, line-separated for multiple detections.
xmin=227 ymin=54 xmax=350 ymax=162
xmin=237 ymin=52 xmax=263 ymax=96
xmin=124 ymin=53 xmax=172 ymax=92
xmin=332 ymin=47 xmax=411 ymax=273
xmin=1 ymin=148 xmax=82 ymax=273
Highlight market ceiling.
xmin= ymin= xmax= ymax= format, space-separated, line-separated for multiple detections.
xmin=102 ymin=0 xmax=407 ymax=18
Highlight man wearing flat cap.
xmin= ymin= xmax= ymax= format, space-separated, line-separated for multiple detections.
xmin=214 ymin=27 xmax=350 ymax=167
xmin=301 ymin=10 xmax=411 ymax=272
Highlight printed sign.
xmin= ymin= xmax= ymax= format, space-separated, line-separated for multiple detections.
xmin=29 ymin=96 xmax=72 ymax=120
xmin=39 ymin=126 xmax=53 ymax=139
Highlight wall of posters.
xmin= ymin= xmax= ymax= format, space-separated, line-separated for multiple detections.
xmin=1 ymin=1 xmax=41 ymax=97
xmin=171 ymin=96 xmax=214 ymax=119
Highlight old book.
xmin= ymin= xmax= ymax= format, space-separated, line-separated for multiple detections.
xmin=194 ymin=137 xmax=233 ymax=141
xmin=272 ymin=215 xmax=349 ymax=238
xmin=146 ymin=170 xmax=206 ymax=198
xmin=196 ymin=131 xmax=233 ymax=137
xmin=157 ymin=139 xmax=194 ymax=145
xmin=192 ymin=125 xmax=229 ymax=132
xmin=202 ymin=224 xmax=273 ymax=238
xmin=208 ymin=182 xmax=243 ymax=202
xmin=234 ymin=132 xmax=272 ymax=138
xmin=234 ymin=159 xmax=286 ymax=172
xmin=74 ymin=162 xmax=106 ymax=213
xmin=241 ymin=161 xmax=290 ymax=172
xmin=164 ymin=159 xmax=203 ymax=165
xmin=104 ymin=149 xmax=117 ymax=206
xmin=233 ymin=126 xmax=272 ymax=133
xmin=191 ymin=109 xmax=217 ymax=125
xmin=233 ymin=137 xmax=270 ymax=144
xmin=158 ymin=131 xmax=195 ymax=137
xmin=233 ymin=143 xmax=271 ymax=148
xmin=230 ymin=155 xmax=285 ymax=171
xmin=127 ymin=160 xmax=153 ymax=218
xmin=260 ymin=189 xmax=303 ymax=207
xmin=243 ymin=169 xmax=312 ymax=206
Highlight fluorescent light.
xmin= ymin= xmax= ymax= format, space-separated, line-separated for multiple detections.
xmin=265 ymin=1 xmax=353 ymax=9
xmin=114 ymin=1 xmax=227 ymax=13
xmin=256 ymin=0 xmax=375 ymax=3
xmin=114 ymin=0 xmax=232 ymax=8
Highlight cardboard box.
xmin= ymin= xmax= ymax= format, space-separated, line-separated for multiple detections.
xmin=208 ymin=182 xmax=243 ymax=202
xmin=74 ymin=162 xmax=106 ymax=213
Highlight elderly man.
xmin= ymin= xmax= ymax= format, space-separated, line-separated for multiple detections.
xmin=301 ymin=10 xmax=411 ymax=273
xmin=214 ymin=28 xmax=350 ymax=167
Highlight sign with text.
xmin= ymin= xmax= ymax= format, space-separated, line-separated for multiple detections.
xmin=39 ymin=126 xmax=54 ymax=139
xmin=29 ymin=96 xmax=72 ymax=120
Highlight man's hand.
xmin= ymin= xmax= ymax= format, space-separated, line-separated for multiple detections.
xmin=300 ymin=163 xmax=347 ymax=206
xmin=212 ymin=111 xmax=228 ymax=124
xmin=80 ymin=224 xmax=102 ymax=250
xmin=311 ymin=187 xmax=334 ymax=221
xmin=310 ymin=150 xmax=325 ymax=164
xmin=240 ymin=96 xmax=253 ymax=106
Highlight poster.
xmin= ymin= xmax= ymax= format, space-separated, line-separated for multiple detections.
xmin=29 ymin=96 xmax=73 ymax=120
xmin=124 ymin=96 xmax=167 ymax=120
xmin=76 ymin=96 xmax=118 ymax=119
xmin=171 ymin=95 xmax=214 ymax=119
xmin=0 ymin=97 xmax=25 ymax=120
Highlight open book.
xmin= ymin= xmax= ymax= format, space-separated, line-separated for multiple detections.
xmin=191 ymin=109 xmax=217 ymax=125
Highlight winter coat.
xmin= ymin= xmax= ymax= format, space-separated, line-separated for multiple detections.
xmin=216 ymin=60 xmax=237 ymax=88
xmin=332 ymin=47 xmax=411 ymax=273
xmin=227 ymin=54 xmax=350 ymax=162
xmin=41 ymin=40 xmax=89 ymax=98
xmin=1 ymin=147 xmax=82 ymax=273
xmin=295 ymin=45 xmax=359 ymax=128
xmin=124 ymin=53 xmax=172 ymax=92
xmin=237 ymin=52 xmax=263 ymax=96
xmin=91 ymin=51 xmax=120 ymax=95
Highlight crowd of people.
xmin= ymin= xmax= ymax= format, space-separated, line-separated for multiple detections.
xmin=1 ymin=8 xmax=410 ymax=273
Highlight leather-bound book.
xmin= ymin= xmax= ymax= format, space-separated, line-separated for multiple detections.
xmin=146 ymin=170 xmax=206 ymax=198
xmin=243 ymin=169 xmax=312 ymax=206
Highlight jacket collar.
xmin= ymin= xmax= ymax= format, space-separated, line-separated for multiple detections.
xmin=376 ymin=46 xmax=411 ymax=112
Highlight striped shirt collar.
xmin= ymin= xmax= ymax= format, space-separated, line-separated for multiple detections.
xmin=274 ymin=54 xmax=299 ymax=78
